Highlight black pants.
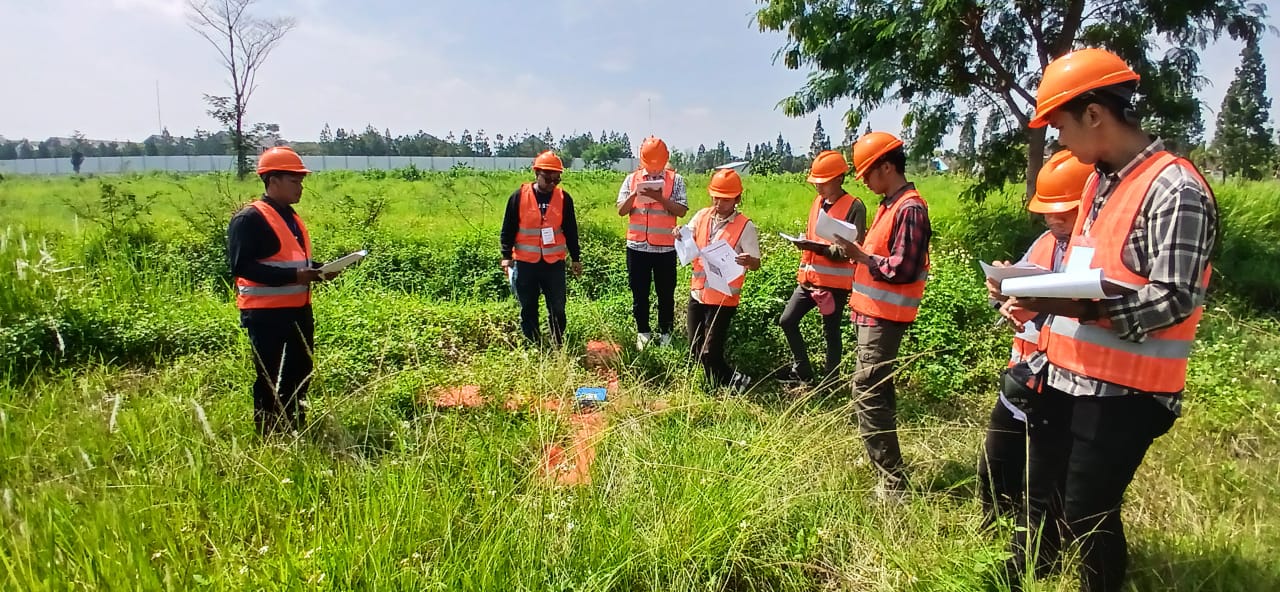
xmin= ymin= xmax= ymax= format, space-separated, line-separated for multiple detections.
xmin=777 ymin=285 xmax=850 ymax=381
xmin=244 ymin=314 xmax=315 ymax=435
xmin=1008 ymin=388 xmax=1176 ymax=592
xmin=513 ymin=259 xmax=567 ymax=345
xmin=852 ymin=320 xmax=910 ymax=490
xmin=687 ymin=298 xmax=738 ymax=387
xmin=627 ymin=248 xmax=677 ymax=335
xmin=977 ymin=368 xmax=1041 ymax=526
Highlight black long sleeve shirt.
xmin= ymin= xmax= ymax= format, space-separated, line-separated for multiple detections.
xmin=226 ymin=196 xmax=316 ymax=324
xmin=499 ymin=185 xmax=581 ymax=262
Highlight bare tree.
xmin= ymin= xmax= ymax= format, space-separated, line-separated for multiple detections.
xmin=187 ymin=0 xmax=294 ymax=179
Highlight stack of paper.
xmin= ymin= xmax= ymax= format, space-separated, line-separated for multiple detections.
xmin=319 ymin=250 xmax=368 ymax=274
xmin=980 ymin=261 xmax=1051 ymax=282
xmin=814 ymin=210 xmax=859 ymax=243
xmin=699 ymin=240 xmax=744 ymax=294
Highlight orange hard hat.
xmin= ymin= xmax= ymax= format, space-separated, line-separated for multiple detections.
xmin=640 ymin=136 xmax=669 ymax=171
xmin=707 ymin=168 xmax=743 ymax=199
xmin=256 ymin=146 xmax=310 ymax=175
xmin=1028 ymin=150 xmax=1092 ymax=214
xmin=850 ymin=132 xmax=904 ymax=179
xmin=532 ymin=150 xmax=564 ymax=172
xmin=1030 ymin=48 xmax=1140 ymax=128
xmin=807 ymin=150 xmax=850 ymax=183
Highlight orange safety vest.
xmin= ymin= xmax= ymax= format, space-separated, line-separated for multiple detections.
xmin=690 ymin=208 xmax=750 ymax=307
xmin=512 ymin=183 xmax=568 ymax=264
xmin=627 ymin=169 xmax=678 ymax=247
xmin=848 ymin=189 xmax=930 ymax=323
xmin=1008 ymin=230 xmax=1058 ymax=366
xmin=1041 ymin=151 xmax=1213 ymax=393
xmin=796 ymin=194 xmax=858 ymax=290
xmin=235 ymin=200 xmax=312 ymax=310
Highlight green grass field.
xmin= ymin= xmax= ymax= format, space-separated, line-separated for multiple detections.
xmin=1 ymin=169 xmax=1278 ymax=591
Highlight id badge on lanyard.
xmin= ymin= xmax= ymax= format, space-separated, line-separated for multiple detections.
xmin=541 ymin=227 xmax=556 ymax=246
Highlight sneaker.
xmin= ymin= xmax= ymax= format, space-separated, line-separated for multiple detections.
xmin=636 ymin=332 xmax=652 ymax=350
xmin=657 ymin=333 xmax=672 ymax=347
xmin=728 ymin=371 xmax=752 ymax=394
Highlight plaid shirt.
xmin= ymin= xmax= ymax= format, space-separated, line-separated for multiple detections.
xmin=1044 ymin=139 xmax=1218 ymax=413
xmin=853 ymin=183 xmax=932 ymax=326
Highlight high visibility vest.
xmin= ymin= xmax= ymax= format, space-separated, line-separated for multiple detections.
xmin=627 ymin=169 xmax=678 ymax=247
xmin=690 ymin=208 xmax=750 ymax=307
xmin=235 ymin=200 xmax=312 ymax=310
xmin=1041 ymin=151 xmax=1213 ymax=393
xmin=848 ymin=189 xmax=929 ymax=322
xmin=796 ymin=194 xmax=858 ymax=290
xmin=512 ymin=183 xmax=568 ymax=264
xmin=1008 ymin=230 xmax=1058 ymax=366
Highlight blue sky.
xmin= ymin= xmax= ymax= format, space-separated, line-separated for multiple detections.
xmin=3 ymin=0 xmax=1277 ymax=153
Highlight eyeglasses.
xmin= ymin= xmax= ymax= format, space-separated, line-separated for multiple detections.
xmin=539 ymin=173 xmax=562 ymax=184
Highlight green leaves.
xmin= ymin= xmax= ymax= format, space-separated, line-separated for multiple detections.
xmin=756 ymin=0 xmax=1270 ymax=199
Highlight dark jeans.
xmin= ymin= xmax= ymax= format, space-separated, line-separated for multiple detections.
xmin=852 ymin=320 xmax=910 ymax=490
xmin=1007 ymin=388 xmax=1176 ymax=592
xmin=978 ymin=368 xmax=1041 ymax=526
xmin=513 ymin=259 xmax=567 ymax=345
xmin=777 ymin=285 xmax=850 ymax=381
xmin=245 ymin=313 xmax=315 ymax=435
xmin=627 ymin=248 xmax=677 ymax=334
xmin=687 ymin=298 xmax=738 ymax=387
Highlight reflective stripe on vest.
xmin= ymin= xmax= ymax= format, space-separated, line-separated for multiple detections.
xmin=238 ymin=284 xmax=310 ymax=296
xmin=797 ymin=194 xmax=858 ymax=290
xmin=627 ymin=169 xmax=678 ymax=247
xmin=1009 ymin=231 xmax=1058 ymax=365
xmin=235 ymin=200 xmax=312 ymax=310
xmin=847 ymin=190 xmax=929 ymax=322
xmin=512 ymin=183 xmax=567 ymax=264
xmin=690 ymin=208 xmax=750 ymax=306
xmin=1042 ymin=151 xmax=1214 ymax=393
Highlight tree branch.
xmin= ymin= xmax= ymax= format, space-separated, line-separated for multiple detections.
xmin=1054 ymin=0 xmax=1087 ymax=57
xmin=961 ymin=8 xmax=1035 ymax=118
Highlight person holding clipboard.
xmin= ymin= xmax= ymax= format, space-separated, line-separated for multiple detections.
xmin=778 ymin=150 xmax=866 ymax=388
xmin=677 ymin=169 xmax=761 ymax=392
xmin=615 ymin=136 xmax=688 ymax=350
xmin=227 ymin=146 xmax=341 ymax=437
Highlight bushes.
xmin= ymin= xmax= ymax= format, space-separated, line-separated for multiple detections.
xmin=4 ymin=171 xmax=1277 ymax=402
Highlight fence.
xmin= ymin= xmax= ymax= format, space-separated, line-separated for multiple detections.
xmin=0 ymin=155 xmax=642 ymax=176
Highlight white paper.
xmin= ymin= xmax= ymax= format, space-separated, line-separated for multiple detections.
xmin=814 ymin=209 xmax=859 ymax=244
xmin=1001 ymin=268 xmax=1109 ymax=299
xmin=699 ymin=240 xmax=744 ymax=294
xmin=980 ymin=261 xmax=1052 ymax=282
xmin=319 ymin=250 xmax=367 ymax=274
xmin=1065 ymin=246 xmax=1095 ymax=273
xmin=636 ymin=179 xmax=665 ymax=192
xmin=779 ymin=232 xmax=805 ymax=243
xmin=675 ymin=231 xmax=699 ymax=266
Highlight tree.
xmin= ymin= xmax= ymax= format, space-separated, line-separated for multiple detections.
xmin=582 ymin=142 xmax=626 ymax=169
xmin=1212 ymin=39 xmax=1277 ymax=180
xmin=810 ymin=115 xmax=831 ymax=156
xmin=757 ymin=0 xmax=1268 ymax=199
xmin=187 ymin=0 xmax=295 ymax=178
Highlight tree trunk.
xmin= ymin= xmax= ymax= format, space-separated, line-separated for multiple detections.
xmin=234 ymin=111 xmax=247 ymax=180
xmin=1024 ymin=126 xmax=1047 ymax=202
